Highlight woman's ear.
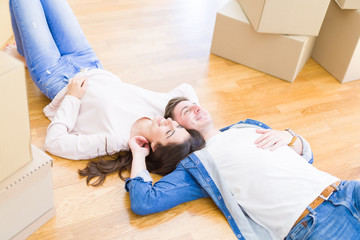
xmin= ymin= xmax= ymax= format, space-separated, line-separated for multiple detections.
xmin=151 ymin=142 xmax=158 ymax=152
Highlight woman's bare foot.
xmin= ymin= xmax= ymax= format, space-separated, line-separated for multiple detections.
xmin=3 ymin=43 xmax=27 ymax=67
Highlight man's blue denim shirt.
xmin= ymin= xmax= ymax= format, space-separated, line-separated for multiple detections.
xmin=125 ymin=119 xmax=314 ymax=240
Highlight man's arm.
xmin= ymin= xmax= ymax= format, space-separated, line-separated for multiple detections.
xmin=254 ymin=129 xmax=313 ymax=163
xmin=254 ymin=129 xmax=302 ymax=154
xmin=125 ymin=166 xmax=209 ymax=215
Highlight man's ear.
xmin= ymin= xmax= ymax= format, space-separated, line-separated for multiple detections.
xmin=151 ymin=142 xmax=158 ymax=152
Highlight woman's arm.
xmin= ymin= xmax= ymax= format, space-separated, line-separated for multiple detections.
xmin=45 ymin=122 xmax=113 ymax=159
xmin=126 ymin=136 xmax=208 ymax=215
xmin=128 ymin=136 xmax=150 ymax=178
xmin=45 ymin=77 xmax=116 ymax=159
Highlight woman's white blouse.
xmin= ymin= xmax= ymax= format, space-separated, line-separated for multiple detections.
xmin=43 ymin=69 xmax=198 ymax=160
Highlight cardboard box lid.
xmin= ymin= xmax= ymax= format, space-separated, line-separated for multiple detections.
xmin=219 ymin=0 xmax=309 ymax=43
xmin=336 ymin=0 xmax=360 ymax=9
xmin=219 ymin=0 xmax=250 ymax=23
xmin=237 ymin=0 xmax=331 ymax=35
xmin=0 ymin=145 xmax=53 ymax=193
xmin=0 ymin=145 xmax=54 ymax=240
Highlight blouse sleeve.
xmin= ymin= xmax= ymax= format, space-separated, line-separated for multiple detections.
xmin=125 ymin=166 xmax=209 ymax=215
xmin=44 ymin=95 xmax=114 ymax=160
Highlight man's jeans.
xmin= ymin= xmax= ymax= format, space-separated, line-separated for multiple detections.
xmin=9 ymin=0 xmax=101 ymax=99
xmin=286 ymin=181 xmax=360 ymax=240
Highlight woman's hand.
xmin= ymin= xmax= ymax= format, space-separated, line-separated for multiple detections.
xmin=128 ymin=136 xmax=150 ymax=158
xmin=254 ymin=129 xmax=292 ymax=151
xmin=66 ymin=76 xmax=88 ymax=99
xmin=129 ymin=136 xmax=150 ymax=178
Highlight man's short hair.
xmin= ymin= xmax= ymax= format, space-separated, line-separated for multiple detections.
xmin=164 ymin=96 xmax=189 ymax=119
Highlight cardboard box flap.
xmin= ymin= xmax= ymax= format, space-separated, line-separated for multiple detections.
xmin=0 ymin=145 xmax=53 ymax=193
xmin=336 ymin=0 xmax=360 ymax=9
xmin=237 ymin=0 xmax=331 ymax=35
xmin=219 ymin=0 xmax=250 ymax=23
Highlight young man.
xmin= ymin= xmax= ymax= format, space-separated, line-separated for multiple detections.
xmin=164 ymin=97 xmax=304 ymax=154
xmin=126 ymin=97 xmax=360 ymax=240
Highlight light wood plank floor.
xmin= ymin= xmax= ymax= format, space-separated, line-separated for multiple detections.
xmin=7 ymin=0 xmax=360 ymax=239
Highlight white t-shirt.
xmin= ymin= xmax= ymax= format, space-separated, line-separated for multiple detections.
xmin=43 ymin=69 xmax=199 ymax=160
xmin=206 ymin=128 xmax=339 ymax=240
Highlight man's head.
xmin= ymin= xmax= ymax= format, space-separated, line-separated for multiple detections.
xmin=164 ymin=97 xmax=214 ymax=133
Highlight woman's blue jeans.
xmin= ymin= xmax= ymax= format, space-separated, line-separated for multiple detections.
xmin=286 ymin=180 xmax=360 ymax=240
xmin=9 ymin=0 xmax=102 ymax=99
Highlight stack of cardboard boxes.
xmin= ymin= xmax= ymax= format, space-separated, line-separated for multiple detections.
xmin=1 ymin=2 xmax=55 ymax=238
xmin=312 ymin=0 xmax=360 ymax=83
xmin=0 ymin=52 xmax=55 ymax=240
xmin=211 ymin=0 xmax=360 ymax=83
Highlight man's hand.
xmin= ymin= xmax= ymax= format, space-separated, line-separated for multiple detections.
xmin=254 ymin=129 xmax=293 ymax=151
xmin=66 ymin=76 xmax=88 ymax=99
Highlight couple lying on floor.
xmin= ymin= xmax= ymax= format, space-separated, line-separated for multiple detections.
xmin=9 ymin=0 xmax=360 ymax=239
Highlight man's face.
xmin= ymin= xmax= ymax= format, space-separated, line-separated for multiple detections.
xmin=172 ymin=100 xmax=213 ymax=132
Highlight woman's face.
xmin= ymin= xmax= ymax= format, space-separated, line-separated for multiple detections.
xmin=149 ymin=116 xmax=190 ymax=150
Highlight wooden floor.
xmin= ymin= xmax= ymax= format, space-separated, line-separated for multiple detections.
xmin=10 ymin=0 xmax=360 ymax=239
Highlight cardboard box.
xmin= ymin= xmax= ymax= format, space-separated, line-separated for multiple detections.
xmin=336 ymin=0 xmax=360 ymax=9
xmin=237 ymin=0 xmax=330 ymax=36
xmin=312 ymin=0 xmax=360 ymax=83
xmin=0 ymin=52 xmax=32 ymax=182
xmin=0 ymin=145 xmax=54 ymax=240
xmin=0 ymin=0 xmax=13 ymax=45
xmin=211 ymin=0 xmax=316 ymax=82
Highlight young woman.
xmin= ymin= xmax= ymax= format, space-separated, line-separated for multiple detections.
xmin=8 ymin=0 xmax=204 ymax=185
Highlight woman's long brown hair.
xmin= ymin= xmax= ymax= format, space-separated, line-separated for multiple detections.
xmin=78 ymin=129 xmax=205 ymax=186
